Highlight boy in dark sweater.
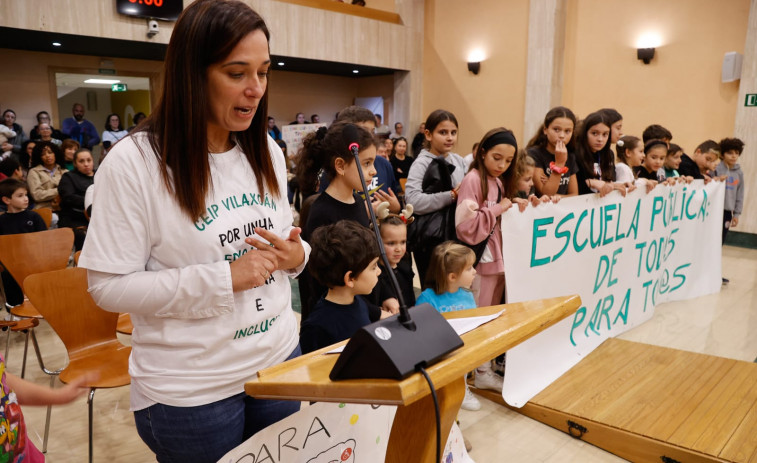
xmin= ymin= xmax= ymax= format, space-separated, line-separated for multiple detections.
xmin=300 ymin=220 xmax=382 ymax=354
xmin=0 ymin=178 xmax=47 ymax=307
xmin=678 ymin=140 xmax=720 ymax=181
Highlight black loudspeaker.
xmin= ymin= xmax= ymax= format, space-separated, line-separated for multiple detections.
xmin=329 ymin=303 xmax=464 ymax=381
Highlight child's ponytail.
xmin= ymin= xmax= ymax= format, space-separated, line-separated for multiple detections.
xmin=616 ymin=135 xmax=640 ymax=164
xmin=295 ymin=126 xmax=328 ymax=195
xmin=295 ymin=123 xmax=373 ymax=195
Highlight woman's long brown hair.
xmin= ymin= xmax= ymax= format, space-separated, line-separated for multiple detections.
xmin=137 ymin=0 xmax=277 ymax=221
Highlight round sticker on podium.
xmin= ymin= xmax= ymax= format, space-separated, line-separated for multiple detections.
xmin=374 ymin=327 xmax=391 ymax=340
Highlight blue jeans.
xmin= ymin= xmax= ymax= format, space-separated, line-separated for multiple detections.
xmin=134 ymin=345 xmax=301 ymax=463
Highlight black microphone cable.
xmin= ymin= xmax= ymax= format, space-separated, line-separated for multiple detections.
xmin=418 ymin=366 xmax=441 ymax=463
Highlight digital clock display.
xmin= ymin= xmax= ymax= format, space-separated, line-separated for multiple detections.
xmin=116 ymin=0 xmax=183 ymax=21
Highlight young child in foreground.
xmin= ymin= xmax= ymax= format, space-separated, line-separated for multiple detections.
xmin=0 ymin=353 xmax=94 ymax=461
xmin=369 ymin=202 xmax=416 ymax=311
xmin=417 ymin=242 xmax=482 ymax=410
xmin=299 ymin=220 xmax=383 ymax=354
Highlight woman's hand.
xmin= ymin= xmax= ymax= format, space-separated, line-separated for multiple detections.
xmin=554 ymin=140 xmax=568 ymax=167
xmin=513 ymin=197 xmax=528 ymax=212
xmin=229 ymin=247 xmax=278 ymax=292
xmin=245 ymin=227 xmax=306 ymax=272
xmin=371 ymin=188 xmax=400 ymax=213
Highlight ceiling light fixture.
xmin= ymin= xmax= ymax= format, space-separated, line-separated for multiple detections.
xmin=84 ymin=79 xmax=121 ymax=85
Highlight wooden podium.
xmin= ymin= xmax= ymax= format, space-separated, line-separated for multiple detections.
xmin=245 ymin=295 xmax=581 ymax=463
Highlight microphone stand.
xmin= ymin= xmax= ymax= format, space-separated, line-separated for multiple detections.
xmin=349 ymin=143 xmax=415 ymax=330
xmin=329 ymin=138 xmax=463 ymax=381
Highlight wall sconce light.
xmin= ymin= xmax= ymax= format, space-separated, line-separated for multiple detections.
xmin=637 ymin=48 xmax=655 ymax=64
xmin=467 ymin=62 xmax=481 ymax=75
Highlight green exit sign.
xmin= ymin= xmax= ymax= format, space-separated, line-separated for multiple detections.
xmin=746 ymin=94 xmax=757 ymax=107
xmin=111 ymin=83 xmax=128 ymax=92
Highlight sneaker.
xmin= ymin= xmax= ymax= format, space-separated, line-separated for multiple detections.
xmin=474 ymin=367 xmax=504 ymax=392
xmin=461 ymin=383 xmax=481 ymax=411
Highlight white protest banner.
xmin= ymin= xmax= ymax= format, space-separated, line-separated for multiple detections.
xmin=218 ymin=401 xmax=474 ymax=463
xmin=282 ymin=123 xmax=327 ymax=159
xmin=218 ymin=402 xmax=395 ymax=463
xmin=500 ymin=181 xmax=725 ymax=407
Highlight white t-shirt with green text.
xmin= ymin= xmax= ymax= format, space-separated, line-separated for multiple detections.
xmin=79 ymin=133 xmax=307 ymax=409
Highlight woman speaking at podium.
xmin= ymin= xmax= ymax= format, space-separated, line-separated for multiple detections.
xmin=78 ymin=1 xmax=309 ymax=460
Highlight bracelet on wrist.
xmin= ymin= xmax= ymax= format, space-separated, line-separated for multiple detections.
xmin=549 ymin=161 xmax=569 ymax=175
xmin=450 ymin=190 xmax=457 ymax=201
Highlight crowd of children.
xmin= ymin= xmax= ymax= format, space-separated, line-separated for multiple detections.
xmin=0 ymin=102 xmax=746 ymax=457
xmin=293 ymin=103 xmax=747 ymax=417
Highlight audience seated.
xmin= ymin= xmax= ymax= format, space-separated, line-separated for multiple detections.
xmin=58 ymin=149 xmax=95 ymax=250
xmin=27 ymin=141 xmax=65 ymax=211
xmin=33 ymin=122 xmax=62 ymax=146
xmin=61 ymin=103 xmax=100 ymax=149
xmin=1 ymin=109 xmax=28 ymax=158
xmin=29 ymin=111 xmax=66 ymax=143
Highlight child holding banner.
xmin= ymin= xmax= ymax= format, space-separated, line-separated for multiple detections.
xmin=575 ymin=110 xmax=626 ymax=197
xmin=635 ymin=139 xmax=667 ymax=183
xmin=614 ymin=135 xmax=643 ymax=184
xmin=526 ymin=106 xmax=579 ymax=197
xmin=664 ymin=143 xmax=684 ymax=179
xmin=455 ymin=127 xmax=518 ymax=308
xmin=514 ymin=154 xmax=557 ymax=205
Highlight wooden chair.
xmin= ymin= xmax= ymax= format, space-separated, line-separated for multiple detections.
xmin=117 ymin=313 xmax=134 ymax=335
xmin=34 ymin=207 xmax=53 ymax=229
xmin=24 ymin=267 xmax=131 ymax=463
xmin=0 ymin=228 xmax=74 ymax=377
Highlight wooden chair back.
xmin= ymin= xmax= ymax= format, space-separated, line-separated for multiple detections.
xmin=0 ymin=228 xmax=74 ymax=293
xmin=399 ymin=178 xmax=407 ymax=194
xmin=24 ymin=268 xmax=120 ymax=361
xmin=35 ymin=207 xmax=53 ymax=228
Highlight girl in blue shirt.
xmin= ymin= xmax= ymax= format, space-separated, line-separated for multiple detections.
xmin=417 ymin=241 xmax=481 ymax=410
xmin=417 ymin=241 xmax=476 ymax=313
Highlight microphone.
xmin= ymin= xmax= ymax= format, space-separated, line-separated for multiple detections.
xmin=329 ymin=124 xmax=463 ymax=381
xmin=342 ymin=124 xmax=414 ymax=327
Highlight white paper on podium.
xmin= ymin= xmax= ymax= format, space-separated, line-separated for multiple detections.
xmin=326 ymin=310 xmax=505 ymax=354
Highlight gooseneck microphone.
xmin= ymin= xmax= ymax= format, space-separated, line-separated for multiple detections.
xmin=344 ymin=123 xmax=415 ymax=329
xmin=330 ymin=124 xmax=463 ymax=381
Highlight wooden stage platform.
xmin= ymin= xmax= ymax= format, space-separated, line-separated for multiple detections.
xmin=472 ymin=338 xmax=757 ymax=462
